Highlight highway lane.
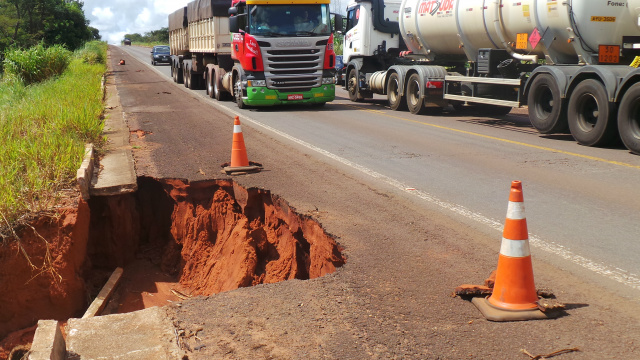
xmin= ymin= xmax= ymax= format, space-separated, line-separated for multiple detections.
xmin=122 ymin=45 xmax=640 ymax=300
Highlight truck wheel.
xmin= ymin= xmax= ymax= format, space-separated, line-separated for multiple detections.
xmin=176 ymin=65 xmax=183 ymax=84
xmin=183 ymin=66 xmax=190 ymax=88
xmin=406 ymin=73 xmax=427 ymax=115
xmin=204 ymin=71 xmax=217 ymax=100
xmin=188 ymin=73 xmax=197 ymax=90
xmin=387 ymin=73 xmax=407 ymax=111
xmin=617 ymin=83 xmax=640 ymax=155
xmin=235 ymin=79 xmax=247 ymax=109
xmin=528 ymin=74 xmax=568 ymax=134
xmin=347 ymin=68 xmax=364 ymax=102
xmin=213 ymin=74 xmax=229 ymax=101
xmin=568 ymin=79 xmax=618 ymax=147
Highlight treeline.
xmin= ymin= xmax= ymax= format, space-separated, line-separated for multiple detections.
xmin=0 ymin=0 xmax=99 ymax=56
xmin=124 ymin=28 xmax=169 ymax=44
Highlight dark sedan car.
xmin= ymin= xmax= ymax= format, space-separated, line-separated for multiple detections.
xmin=334 ymin=55 xmax=345 ymax=86
xmin=150 ymin=45 xmax=171 ymax=66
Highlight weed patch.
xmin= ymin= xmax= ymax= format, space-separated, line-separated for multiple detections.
xmin=0 ymin=42 xmax=107 ymax=238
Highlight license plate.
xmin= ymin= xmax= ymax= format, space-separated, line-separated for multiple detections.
xmin=287 ymin=94 xmax=303 ymax=100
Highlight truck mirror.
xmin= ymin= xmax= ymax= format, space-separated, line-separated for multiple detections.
xmin=228 ymin=7 xmax=237 ymax=15
xmin=334 ymin=14 xmax=344 ymax=33
xmin=229 ymin=16 xmax=239 ymax=33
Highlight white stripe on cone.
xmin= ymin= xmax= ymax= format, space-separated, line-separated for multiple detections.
xmin=234 ymin=125 xmax=242 ymax=133
xmin=506 ymin=201 xmax=525 ymax=220
xmin=500 ymin=238 xmax=531 ymax=258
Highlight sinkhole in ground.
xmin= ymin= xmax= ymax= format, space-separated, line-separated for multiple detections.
xmin=0 ymin=177 xmax=345 ymax=357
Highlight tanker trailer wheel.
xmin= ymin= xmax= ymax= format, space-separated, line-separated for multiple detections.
xmin=347 ymin=68 xmax=364 ymax=102
xmin=387 ymin=72 xmax=407 ymax=111
xmin=617 ymin=83 xmax=640 ymax=155
xmin=568 ymin=79 xmax=618 ymax=147
xmin=406 ymin=73 xmax=428 ymax=115
xmin=528 ymin=74 xmax=568 ymax=134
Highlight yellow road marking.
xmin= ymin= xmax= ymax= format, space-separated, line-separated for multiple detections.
xmin=335 ymin=103 xmax=640 ymax=170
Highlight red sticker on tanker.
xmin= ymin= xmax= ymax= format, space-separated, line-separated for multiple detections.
xmin=287 ymin=94 xmax=303 ymax=100
xmin=418 ymin=0 xmax=454 ymax=16
xmin=529 ymin=28 xmax=541 ymax=49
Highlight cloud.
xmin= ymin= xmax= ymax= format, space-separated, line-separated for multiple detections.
xmin=83 ymin=0 xmax=191 ymax=44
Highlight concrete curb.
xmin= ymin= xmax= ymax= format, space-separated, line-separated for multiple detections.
xmin=75 ymin=144 xmax=95 ymax=201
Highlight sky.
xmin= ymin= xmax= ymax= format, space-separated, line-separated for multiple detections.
xmin=83 ymin=0 xmax=348 ymax=45
xmin=83 ymin=0 xmax=191 ymax=45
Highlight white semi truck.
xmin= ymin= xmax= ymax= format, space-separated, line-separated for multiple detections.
xmin=338 ymin=0 xmax=640 ymax=154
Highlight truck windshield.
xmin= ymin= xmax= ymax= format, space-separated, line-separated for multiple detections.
xmin=249 ymin=4 xmax=331 ymax=36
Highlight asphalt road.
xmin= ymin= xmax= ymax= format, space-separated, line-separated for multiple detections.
xmin=113 ymin=45 xmax=640 ymax=359
xmin=124 ymin=45 xmax=640 ymax=301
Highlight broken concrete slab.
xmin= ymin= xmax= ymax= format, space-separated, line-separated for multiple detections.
xmin=66 ymin=307 xmax=181 ymax=360
xmin=28 ymin=320 xmax=65 ymax=360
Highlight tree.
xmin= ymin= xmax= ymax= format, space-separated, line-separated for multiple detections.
xmin=0 ymin=0 xmax=93 ymax=56
xmin=89 ymin=26 xmax=101 ymax=41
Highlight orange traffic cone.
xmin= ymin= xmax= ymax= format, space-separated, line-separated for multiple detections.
xmin=472 ymin=181 xmax=554 ymax=321
xmin=222 ymin=116 xmax=261 ymax=175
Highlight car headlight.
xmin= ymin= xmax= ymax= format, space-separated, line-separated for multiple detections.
xmin=248 ymin=80 xmax=266 ymax=87
xmin=322 ymin=77 xmax=334 ymax=84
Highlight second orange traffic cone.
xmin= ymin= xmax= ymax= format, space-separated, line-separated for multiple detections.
xmin=223 ymin=116 xmax=261 ymax=174
xmin=472 ymin=181 xmax=555 ymax=321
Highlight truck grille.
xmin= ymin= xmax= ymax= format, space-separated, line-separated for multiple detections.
xmin=260 ymin=39 xmax=325 ymax=91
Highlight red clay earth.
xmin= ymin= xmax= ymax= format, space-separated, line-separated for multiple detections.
xmin=0 ymin=178 xmax=345 ymax=359
xmin=0 ymin=200 xmax=90 ymax=359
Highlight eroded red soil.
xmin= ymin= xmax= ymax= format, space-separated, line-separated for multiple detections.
xmin=0 ymin=178 xmax=344 ymax=358
xmin=0 ymin=200 xmax=90 ymax=356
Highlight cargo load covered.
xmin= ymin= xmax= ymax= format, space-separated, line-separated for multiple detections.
xmin=187 ymin=0 xmax=230 ymax=22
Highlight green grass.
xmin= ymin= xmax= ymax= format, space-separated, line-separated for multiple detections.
xmin=3 ymin=43 xmax=72 ymax=85
xmin=0 ymin=41 xmax=107 ymax=235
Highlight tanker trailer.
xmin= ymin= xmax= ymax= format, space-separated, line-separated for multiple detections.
xmin=340 ymin=0 xmax=640 ymax=154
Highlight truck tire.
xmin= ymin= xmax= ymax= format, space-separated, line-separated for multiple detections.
xmin=406 ymin=73 xmax=427 ymax=115
xmin=617 ymin=82 xmax=640 ymax=155
xmin=213 ymin=74 xmax=229 ymax=101
xmin=387 ymin=72 xmax=407 ymax=111
xmin=528 ymin=74 xmax=568 ymax=134
xmin=235 ymin=79 xmax=247 ymax=109
xmin=206 ymin=72 xmax=214 ymax=98
xmin=347 ymin=68 xmax=364 ymax=102
xmin=183 ymin=66 xmax=190 ymax=88
xmin=567 ymin=79 xmax=618 ymax=147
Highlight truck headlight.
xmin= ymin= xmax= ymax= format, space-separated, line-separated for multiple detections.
xmin=248 ymin=80 xmax=266 ymax=87
xmin=322 ymin=77 xmax=334 ymax=84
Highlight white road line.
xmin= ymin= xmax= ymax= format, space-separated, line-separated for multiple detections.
xmin=242 ymin=117 xmax=640 ymax=291
xmin=133 ymin=43 xmax=640 ymax=292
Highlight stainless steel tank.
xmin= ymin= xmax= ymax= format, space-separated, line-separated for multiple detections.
xmin=399 ymin=0 xmax=640 ymax=65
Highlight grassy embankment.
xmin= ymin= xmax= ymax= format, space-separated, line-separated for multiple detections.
xmin=0 ymin=41 xmax=107 ymax=237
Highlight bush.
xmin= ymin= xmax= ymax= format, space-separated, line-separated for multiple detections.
xmin=3 ymin=43 xmax=72 ymax=85
xmin=76 ymin=41 xmax=107 ymax=65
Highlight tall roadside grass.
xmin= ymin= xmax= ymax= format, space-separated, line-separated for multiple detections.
xmin=0 ymin=41 xmax=107 ymax=235
xmin=3 ymin=43 xmax=72 ymax=85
